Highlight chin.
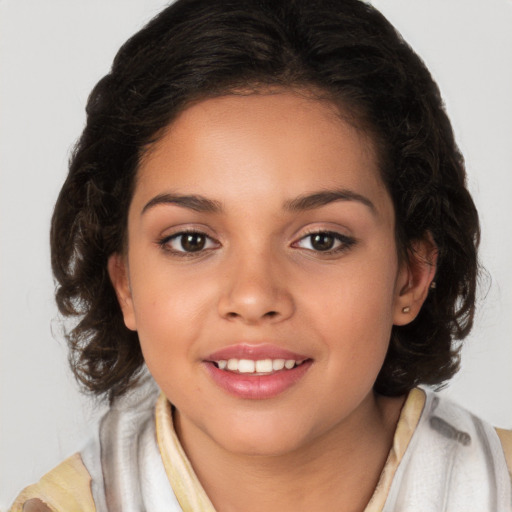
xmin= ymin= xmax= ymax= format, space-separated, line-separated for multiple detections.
xmin=210 ymin=414 xmax=316 ymax=458
xmin=220 ymin=432 xmax=304 ymax=458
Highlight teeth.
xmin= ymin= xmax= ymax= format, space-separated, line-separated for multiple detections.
xmin=272 ymin=359 xmax=285 ymax=371
xmin=255 ymin=359 xmax=273 ymax=373
xmin=215 ymin=358 xmax=303 ymax=374
xmin=238 ymin=359 xmax=255 ymax=373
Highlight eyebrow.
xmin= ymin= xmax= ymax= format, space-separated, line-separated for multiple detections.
xmin=284 ymin=189 xmax=376 ymax=214
xmin=141 ymin=193 xmax=222 ymax=215
xmin=141 ymin=188 xmax=376 ymax=216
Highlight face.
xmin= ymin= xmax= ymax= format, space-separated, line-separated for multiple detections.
xmin=110 ymin=91 xmax=428 ymax=457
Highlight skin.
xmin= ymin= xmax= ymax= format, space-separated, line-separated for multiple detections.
xmin=109 ymin=90 xmax=435 ymax=512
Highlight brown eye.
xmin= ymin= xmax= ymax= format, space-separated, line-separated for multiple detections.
xmin=161 ymin=231 xmax=218 ymax=254
xmin=294 ymin=231 xmax=356 ymax=255
xmin=310 ymin=233 xmax=335 ymax=251
xmin=180 ymin=233 xmax=206 ymax=252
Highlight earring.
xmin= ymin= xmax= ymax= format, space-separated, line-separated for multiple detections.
xmin=402 ymin=306 xmax=411 ymax=314
xmin=430 ymin=281 xmax=437 ymax=289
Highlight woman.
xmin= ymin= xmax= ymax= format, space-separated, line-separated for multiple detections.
xmin=8 ymin=0 xmax=512 ymax=510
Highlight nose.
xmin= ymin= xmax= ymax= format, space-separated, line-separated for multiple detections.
xmin=217 ymin=250 xmax=295 ymax=325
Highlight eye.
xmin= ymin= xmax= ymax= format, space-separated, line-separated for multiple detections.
xmin=294 ymin=231 xmax=355 ymax=254
xmin=160 ymin=231 xmax=218 ymax=254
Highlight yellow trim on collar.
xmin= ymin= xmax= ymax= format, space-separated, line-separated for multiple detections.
xmin=364 ymin=388 xmax=426 ymax=512
xmin=155 ymin=392 xmax=217 ymax=512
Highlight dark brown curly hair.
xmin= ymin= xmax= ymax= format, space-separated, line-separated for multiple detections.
xmin=50 ymin=0 xmax=480 ymax=403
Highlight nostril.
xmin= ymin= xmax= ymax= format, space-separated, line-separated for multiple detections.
xmin=224 ymin=310 xmax=279 ymax=321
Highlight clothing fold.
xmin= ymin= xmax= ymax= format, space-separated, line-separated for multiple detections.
xmin=10 ymin=375 xmax=512 ymax=512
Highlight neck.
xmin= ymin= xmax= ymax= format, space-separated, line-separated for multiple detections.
xmin=175 ymin=392 xmax=406 ymax=512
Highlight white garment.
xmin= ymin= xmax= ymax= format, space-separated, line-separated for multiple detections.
xmin=79 ymin=375 xmax=512 ymax=511
xmin=81 ymin=374 xmax=183 ymax=512
xmin=382 ymin=390 xmax=512 ymax=511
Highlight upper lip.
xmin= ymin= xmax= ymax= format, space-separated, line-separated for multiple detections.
xmin=206 ymin=343 xmax=309 ymax=361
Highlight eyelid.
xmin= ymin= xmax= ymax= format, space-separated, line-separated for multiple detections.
xmin=156 ymin=223 xmax=218 ymax=243
xmin=158 ymin=228 xmax=221 ymax=256
xmin=291 ymin=229 xmax=356 ymax=255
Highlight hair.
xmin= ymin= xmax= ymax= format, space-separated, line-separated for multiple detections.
xmin=51 ymin=0 xmax=480 ymax=402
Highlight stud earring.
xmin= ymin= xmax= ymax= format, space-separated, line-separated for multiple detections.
xmin=402 ymin=306 xmax=411 ymax=314
xmin=430 ymin=281 xmax=437 ymax=289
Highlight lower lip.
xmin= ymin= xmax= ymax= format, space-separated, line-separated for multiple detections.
xmin=203 ymin=360 xmax=312 ymax=400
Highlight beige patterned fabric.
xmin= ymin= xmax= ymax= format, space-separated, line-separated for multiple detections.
xmin=9 ymin=453 xmax=95 ymax=512
xmin=497 ymin=428 xmax=512 ymax=477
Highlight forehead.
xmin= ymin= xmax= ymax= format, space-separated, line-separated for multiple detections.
xmin=134 ymin=91 xmax=389 ymax=215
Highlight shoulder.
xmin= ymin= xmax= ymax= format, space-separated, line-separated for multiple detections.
xmin=428 ymin=391 xmax=512 ymax=475
xmin=9 ymin=453 xmax=95 ymax=512
xmin=421 ymin=390 xmax=512 ymax=491
xmin=381 ymin=389 xmax=512 ymax=509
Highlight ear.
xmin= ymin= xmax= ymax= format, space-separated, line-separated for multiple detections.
xmin=393 ymin=234 xmax=438 ymax=326
xmin=108 ymin=253 xmax=137 ymax=331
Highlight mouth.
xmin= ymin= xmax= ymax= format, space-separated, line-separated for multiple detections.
xmin=211 ymin=358 xmax=308 ymax=375
xmin=203 ymin=345 xmax=313 ymax=399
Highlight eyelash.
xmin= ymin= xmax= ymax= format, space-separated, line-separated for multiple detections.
xmin=158 ymin=229 xmax=356 ymax=257
xmin=158 ymin=230 xmax=219 ymax=257
xmin=292 ymin=230 xmax=356 ymax=255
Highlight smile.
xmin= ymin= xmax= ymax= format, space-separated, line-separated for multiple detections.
xmin=214 ymin=358 xmax=306 ymax=374
xmin=204 ymin=345 xmax=313 ymax=399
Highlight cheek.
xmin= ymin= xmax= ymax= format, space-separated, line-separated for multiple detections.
xmin=128 ymin=263 xmax=217 ymax=361
xmin=301 ymin=250 xmax=399 ymax=326
xmin=299 ymin=251 xmax=398 ymax=366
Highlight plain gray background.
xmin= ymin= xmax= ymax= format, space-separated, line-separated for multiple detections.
xmin=1 ymin=0 xmax=511 ymax=508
